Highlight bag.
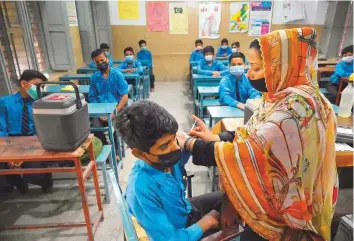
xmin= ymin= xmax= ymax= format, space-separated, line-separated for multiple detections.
xmin=79 ymin=136 xmax=103 ymax=164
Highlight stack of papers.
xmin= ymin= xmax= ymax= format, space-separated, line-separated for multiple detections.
xmin=335 ymin=143 xmax=354 ymax=152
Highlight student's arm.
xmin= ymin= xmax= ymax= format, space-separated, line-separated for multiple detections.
xmin=109 ymin=55 xmax=114 ymax=67
xmin=0 ymin=99 xmax=8 ymax=137
xmin=133 ymin=61 xmax=143 ymax=74
xmin=117 ymin=62 xmax=130 ymax=73
xmin=227 ymin=47 xmax=232 ymax=55
xmin=218 ymin=62 xmax=229 ymax=76
xmin=89 ymin=60 xmax=96 ymax=68
xmin=219 ymin=79 xmax=238 ymax=107
xmin=190 ymin=51 xmax=195 ymax=63
xmin=88 ymin=77 xmax=98 ymax=103
xmin=116 ymin=72 xmax=129 ymax=112
xmin=148 ymin=51 xmax=153 ymax=67
xmin=216 ymin=47 xmax=223 ymax=57
xmin=197 ymin=61 xmax=213 ymax=76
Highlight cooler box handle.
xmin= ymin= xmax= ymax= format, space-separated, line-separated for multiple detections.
xmin=36 ymin=81 xmax=82 ymax=109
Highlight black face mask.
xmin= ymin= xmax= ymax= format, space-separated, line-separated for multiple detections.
xmin=97 ymin=61 xmax=109 ymax=72
xmin=249 ymin=78 xmax=268 ymax=92
xmin=148 ymin=139 xmax=182 ymax=168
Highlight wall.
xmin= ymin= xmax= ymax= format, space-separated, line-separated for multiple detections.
xmin=110 ymin=1 xmax=326 ymax=82
xmin=70 ymin=26 xmax=85 ymax=69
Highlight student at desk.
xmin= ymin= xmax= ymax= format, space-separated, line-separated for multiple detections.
xmin=89 ymin=43 xmax=113 ymax=68
xmin=197 ymin=46 xmax=228 ymax=77
xmin=117 ymin=47 xmax=143 ymax=75
xmin=231 ymin=41 xmax=240 ymax=53
xmin=0 ymin=70 xmax=53 ymax=194
xmin=219 ymin=52 xmax=260 ymax=110
xmin=137 ymin=40 xmax=156 ymax=92
xmin=89 ymin=49 xmax=129 ymax=147
xmin=189 ymin=39 xmax=204 ymax=63
xmin=216 ymin=38 xmax=232 ymax=57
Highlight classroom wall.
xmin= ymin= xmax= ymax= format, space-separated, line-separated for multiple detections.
xmin=70 ymin=26 xmax=85 ymax=70
xmin=110 ymin=1 xmax=326 ymax=82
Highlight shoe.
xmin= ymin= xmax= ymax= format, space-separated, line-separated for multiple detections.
xmin=150 ymin=88 xmax=155 ymax=92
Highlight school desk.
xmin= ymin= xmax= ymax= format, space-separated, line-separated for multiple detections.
xmin=59 ymin=74 xmax=93 ymax=85
xmin=0 ymin=134 xmax=103 ymax=241
xmin=77 ymin=67 xmax=98 ymax=74
xmin=113 ymin=60 xmax=123 ymax=65
xmin=207 ymin=106 xmax=244 ymax=129
xmin=123 ymin=73 xmax=140 ymax=100
xmin=196 ymin=86 xmax=220 ymax=118
xmin=192 ymin=74 xmax=223 ymax=100
xmin=318 ymin=59 xmax=339 ymax=67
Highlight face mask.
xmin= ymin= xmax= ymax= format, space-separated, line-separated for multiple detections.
xmin=249 ymin=78 xmax=268 ymax=92
xmin=141 ymin=46 xmax=147 ymax=51
xmin=105 ymin=51 xmax=110 ymax=57
xmin=343 ymin=56 xmax=354 ymax=63
xmin=230 ymin=65 xmax=244 ymax=77
xmin=26 ymin=84 xmax=39 ymax=100
xmin=97 ymin=61 xmax=109 ymax=72
xmin=205 ymin=55 xmax=213 ymax=62
xmin=221 ymin=45 xmax=228 ymax=49
xmin=232 ymin=48 xmax=238 ymax=53
xmin=196 ymin=46 xmax=203 ymax=51
xmin=125 ymin=55 xmax=134 ymax=62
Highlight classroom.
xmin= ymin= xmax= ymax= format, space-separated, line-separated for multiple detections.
xmin=0 ymin=1 xmax=353 ymax=241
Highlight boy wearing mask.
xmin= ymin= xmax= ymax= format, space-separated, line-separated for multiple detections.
xmin=190 ymin=39 xmax=204 ymax=63
xmin=216 ymin=38 xmax=232 ymax=57
xmin=231 ymin=42 xmax=240 ymax=53
xmin=89 ymin=43 xmax=114 ymax=68
xmin=137 ymin=40 xmax=155 ymax=92
xmin=0 ymin=70 xmax=53 ymax=194
xmin=89 ymin=49 xmax=129 ymax=145
xmin=118 ymin=47 xmax=143 ymax=75
xmin=219 ymin=52 xmax=260 ymax=110
xmin=197 ymin=46 xmax=228 ymax=77
xmin=116 ymin=100 xmax=223 ymax=241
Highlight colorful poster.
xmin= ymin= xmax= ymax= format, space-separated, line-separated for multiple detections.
xmin=249 ymin=1 xmax=273 ymax=36
xmin=109 ymin=1 xmax=146 ymax=26
xmin=199 ymin=2 xmax=221 ymax=39
xmin=169 ymin=3 xmax=188 ymax=34
xmin=66 ymin=1 xmax=78 ymax=26
xmin=229 ymin=2 xmax=250 ymax=33
xmin=147 ymin=2 xmax=169 ymax=32
xmin=118 ymin=0 xmax=139 ymax=20
xmin=282 ymin=0 xmax=305 ymax=22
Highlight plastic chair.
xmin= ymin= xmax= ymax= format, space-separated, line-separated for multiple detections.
xmin=95 ymin=145 xmax=114 ymax=203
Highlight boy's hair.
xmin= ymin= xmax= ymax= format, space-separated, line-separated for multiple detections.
xmin=138 ymin=40 xmax=147 ymax=46
xmin=195 ymin=39 xmax=203 ymax=46
xmin=342 ymin=45 xmax=353 ymax=56
xmin=232 ymin=41 xmax=240 ymax=48
xmin=221 ymin=38 xmax=228 ymax=45
xmin=203 ymin=46 xmax=215 ymax=55
xmin=19 ymin=70 xmax=47 ymax=85
xmin=124 ymin=47 xmax=134 ymax=55
xmin=100 ymin=43 xmax=109 ymax=50
xmin=229 ymin=52 xmax=246 ymax=64
xmin=91 ymin=49 xmax=106 ymax=59
xmin=116 ymin=100 xmax=178 ymax=152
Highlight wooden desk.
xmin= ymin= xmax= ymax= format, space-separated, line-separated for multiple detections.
xmin=318 ymin=59 xmax=338 ymax=67
xmin=0 ymin=134 xmax=103 ymax=241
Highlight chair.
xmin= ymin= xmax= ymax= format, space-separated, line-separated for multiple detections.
xmin=336 ymin=77 xmax=349 ymax=105
xmin=95 ymin=145 xmax=114 ymax=203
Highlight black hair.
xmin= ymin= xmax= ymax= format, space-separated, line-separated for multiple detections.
xmin=232 ymin=41 xmax=240 ymax=48
xmin=203 ymin=46 xmax=215 ymax=55
xmin=91 ymin=49 xmax=106 ymax=59
xmin=100 ymin=43 xmax=109 ymax=50
xmin=138 ymin=40 xmax=146 ymax=46
xmin=116 ymin=100 xmax=178 ymax=152
xmin=221 ymin=38 xmax=228 ymax=45
xmin=124 ymin=47 xmax=134 ymax=55
xmin=229 ymin=52 xmax=246 ymax=64
xmin=195 ymin=39 xmax=203 ymax=46
xmin=19 ymin=70 xmax=47 ymax=85
xmin=342 ymin=45 xmax=353 ymax=56
xmin=249 ymin=39 xmax=261 ymax=52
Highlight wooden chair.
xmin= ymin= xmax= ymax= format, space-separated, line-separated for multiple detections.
xmin=336 ymin=77 xmax=349 ymax=105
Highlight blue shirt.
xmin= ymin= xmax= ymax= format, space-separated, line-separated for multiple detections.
xmin=126 ymin=153 xmax=203 ymax=241
xmin=219 ymin=73 xmax=261 ymax=107
xmin=197 ymin=59 xmax=228 ymax=76
xmin=0 ymin=92 xmax=36 ymax=137
xmin=89 ymin=55 xmax=114 ymax=68
xmin=216 ymin=46 xmax=232 ymax=57
xmin=88 ymin=68 xmax=129 ymax=103
xmin=117 ymin=60 xmax=143 ymax=75
xmin=330 ymin=60 xmax=353 ymax=84
xmin=189 ymin=50 xmax=204 ymax=63
xmin=137 ymin=50 xmax=153 ymax=67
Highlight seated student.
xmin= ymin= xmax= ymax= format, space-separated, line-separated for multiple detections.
xmin=118 ymin=47 xmax=143 ymax=75
xmin=219 ymin=52 xmax=260 ymax=110
xmin=197 ymin=46 xmax=228 ymax=77
xmin=0 ymin=70 xmax=53 ymax=194
xmin=231 ymin=41 xmax=240 ymax=53
xmin=216 ymin=38 xmax=232 ymax=57
xmin=89 ymin=49 xmax=129 ymax=146
xmin=116 ymin=100 xmax=222 ymax=241
xmin=327 ymin=45 xmax=353 ymax=101
xmin=137 ymin=40 xmax=156 ymax=92
xmin=190 ymin=39 xmax=204 ymax=63
xmin=89 ymin=43 xmax=114 ymax=68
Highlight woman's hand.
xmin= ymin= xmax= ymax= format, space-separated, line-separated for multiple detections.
xmin=188 ymin=115 xmax=220 ymax=142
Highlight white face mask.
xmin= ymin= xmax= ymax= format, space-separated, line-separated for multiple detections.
xmin=221 ymin=45 xmax=228 ymax=49
xmin=196 ymin=46 xmax=203 ymax=51
xmin=232 ymin=48 xmax=238 ymax=53
xmin=205 ymin=55 xmax=213 ymax=62
xmin=343 ymin=56 xmax=354 ymax=63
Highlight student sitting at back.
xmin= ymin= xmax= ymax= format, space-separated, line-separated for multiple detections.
xmin=219 ymin=52 xmax=260 ymax=110
xmin=89 ymin=49 xmax=128 ymax=146
xmin=118 ymin=47 xmax=143 ymax=75
xmin=231 ymin=42 xmax=240 ymax=53
xmin=89 ymin=43 xmax=114 ymax=68
xmin=197 ymin=46 xmax=228 ymax=77
xmin=190 ymin=39 xmax=204 ymax=63
xmin=216 ymin=38 xmax=232 ymax=57
xmin=137 ymin=40 xmax=156 ymax=92
xmin=116 ymin=100 xmax=222 ymax=241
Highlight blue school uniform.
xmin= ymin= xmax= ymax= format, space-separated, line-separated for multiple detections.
xmin=330 ymin=60 xmax=354 ymax=84
xmin=197 ymin=59 xmax=228 ymax=76
xmin=189 ymin=50 xmax=204 ymax=63
xmin=137 ymin=49 xmax=153 ymax=67
xmin=216 ymin=46 xmax=232 ymax=57
xmin=117 ymin=60 xmax=143 ymax=75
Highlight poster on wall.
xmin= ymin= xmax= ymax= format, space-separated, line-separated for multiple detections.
xmin=147 ymin=2 xmax=169 ymax=32
xmin=169 ymin=3 xmax=188 ymax=34
xmin=198 ymin=2 xmax=221 ymax=39
xmin=282 ymin=0 xmax=305 ymax=22
xmin=229 ymin=2 xmax=250 ymax=33
xmin=248 ymin=1 xmax=273 ymax=36
xmin=66 ymin=1 xmax=78 ymax=26
xmin=118 ymin=0 xmax=139 ymax=20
